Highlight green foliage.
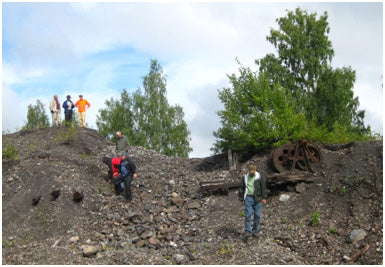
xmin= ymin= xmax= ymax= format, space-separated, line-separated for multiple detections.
xmin=24 ymin=99 xmax=50 ymax=130
xmin=281 ymin=217 xmax=287 ymax=224
xmin=97 ymin=59 xmax=192 ymax=158
xmin=3 ymin=231 xmax=34 ymax=248
xmin=2 ymin=239 xmax=16 ymax=248
xmin=219 ymin=243 xmax=232 ymax=255
xmin=80 ymin=152 xmax=88 ymax=160
xmin=213 ymin=8 xmax=374 ymax=154
xmin=54 ymin=124 xmax=78 ymax=144
xmin=213 ymin=67 xmax=308 ymax=154
xmin=35 ymin=205 xmax=50 ymax=226
xmin=238 ymin=210 xmax=245 ymax=217
xmin=97 ymin=184 xmax=103 ymax=194
xmin=2 ymin=143 xmax=18 ymax=160
xmin=311 ymin=211 xmax=320 ymax=227
xmin=328 ymin=227 xmax=336 ymax=235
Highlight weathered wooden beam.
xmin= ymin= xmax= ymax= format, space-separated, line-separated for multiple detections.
xmin=266 ymin=172 xmax=313 ymax=185
xmin=200 ymin=181 xmax=240 ymax=191
xmin=200 ymin=172 xmax=313 ymax=192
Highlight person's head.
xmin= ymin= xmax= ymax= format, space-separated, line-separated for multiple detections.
xmin=66 ymin=95 xmax=71 ymax=100
xmin=79 ymin=94 xmax=83 ymax=99
xmin=54 ymin=95 xmax=58 ymax=100
xmin=117 ymin=152 xmax=123 ymax=158
xmin=116 ymin=131 xmax=122 ymax=138
xmin=248 ymin=164 xmax=256 ymax=176
xmin=117 ymin=152 xmax=126 ymax=159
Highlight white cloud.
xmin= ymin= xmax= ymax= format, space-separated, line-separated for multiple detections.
xmin=2 ymin=85 xmax=26 ymax=131
xmin=2 ymin=61 xmax=46 ymax=85
xmin=2 ymin=2 xmax=383 ymax=157
xmin=2 ymin=85 xmax=49 ymax=131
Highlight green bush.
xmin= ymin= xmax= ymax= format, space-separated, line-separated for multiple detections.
xmin=54 ymin=125 xmax=77 ymax=144
xmin=2 ymin=143 xmax=18 ymax=160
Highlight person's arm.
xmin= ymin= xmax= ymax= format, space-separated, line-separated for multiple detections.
xmin=49 ymin=101 xmax=54 ymax=112
xmin=126 ymin=158 xmax=136 ymax=175
xmin=124 ymin=136 xmax=130 ymax=151
xmin=238 ymin=176 xmax=245 ymax=203
xmin=261 ymin=177 xmax=268 ymax=204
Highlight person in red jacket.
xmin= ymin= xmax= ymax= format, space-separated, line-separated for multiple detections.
xmin=75 ymin=95 xmax=91 ymax=127
xmin=109 ymin=156 xmax=123 ymax=194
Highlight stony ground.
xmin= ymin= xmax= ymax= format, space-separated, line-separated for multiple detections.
xmin=2 ymin=127 xmax=383 ymax=264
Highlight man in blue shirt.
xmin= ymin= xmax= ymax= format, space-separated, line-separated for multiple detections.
xmin=62 ymin=95 xmax=75 ymax=123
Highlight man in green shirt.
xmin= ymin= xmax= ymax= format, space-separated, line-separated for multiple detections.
xmin=116 ymin=131 xmax=130 ymax=154
xmin=238 ymin=164 xmax=268 ymax=239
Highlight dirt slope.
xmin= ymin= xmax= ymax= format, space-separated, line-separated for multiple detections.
xmin=2 ymin=127 xmax=383 ymax=264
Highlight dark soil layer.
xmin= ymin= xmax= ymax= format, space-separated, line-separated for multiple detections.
xmin=2 ymin=127 xmax=383 ymax=264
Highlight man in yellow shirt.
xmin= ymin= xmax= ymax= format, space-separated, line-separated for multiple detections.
xmin=75 ymin=95 xmax=91 ymax=127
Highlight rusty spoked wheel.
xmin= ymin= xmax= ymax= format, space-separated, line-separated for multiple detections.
xmin=296 ymin=143 xmax=322 ymax=170
xmin=271 ymin=143 xmax=295 ymax=173
xmin=292 ymin=146 xmax=308 ymax=171
xmin=270 ymin=141 xmax=323 ymax=173
xmin=306 ymin=143 xmax=322 ymax=163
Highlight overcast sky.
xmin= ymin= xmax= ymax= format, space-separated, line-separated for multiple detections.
xmin=2 ymin=2 xmax=383 ymax=158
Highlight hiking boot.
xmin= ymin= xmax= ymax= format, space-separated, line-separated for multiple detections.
xmin=252 ymin=233 xmax=258 ymax=239
xmin=115 ymin=188 xmax=122 ymax=195
xmin=240 ymin=231 xmax=251 ymax=242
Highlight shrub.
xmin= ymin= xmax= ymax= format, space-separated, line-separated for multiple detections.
xmin=328 ymin=227 xmax=336 ymax=235
xmin=2 ymin=143 xmax=18 ymax=160
xmin=55 ymin=125 xmax=77 ymax=145
xmin=312 ymin=211 xmax=320 ymax=226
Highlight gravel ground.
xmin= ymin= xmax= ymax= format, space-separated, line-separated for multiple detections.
xmin=2 ymin=127 xmax=383 ymax=264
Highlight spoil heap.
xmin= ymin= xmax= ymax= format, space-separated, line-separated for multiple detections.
xmin=2 ymin=127 xmax=383 ymax=264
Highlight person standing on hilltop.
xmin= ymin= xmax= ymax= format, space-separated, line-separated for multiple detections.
xmin=116 ymin=131 xmax=130 ymax=154
xmin=62 ymin=95 xmax=75 ymax=124
xmin=49 ymin=94 xmax=61 ymax=127
xmin=238 ymin=163 xmax=267 ymax=240
xmin=75 ymin=94 xmax=91 ymax=127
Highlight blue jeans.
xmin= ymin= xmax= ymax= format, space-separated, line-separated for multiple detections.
xmin=244 ymin=196 xmax=262 ymax=234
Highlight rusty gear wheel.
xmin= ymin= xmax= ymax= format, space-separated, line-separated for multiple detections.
xmin=270 ymin=141 xmax=322 ymax=173
xmin=271 ymin=143 xmax=295 ymax=173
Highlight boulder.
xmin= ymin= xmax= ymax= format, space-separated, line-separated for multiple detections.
xmin=295 ymin=183 xmax=306 ymax=193
xmin=349 ymin=229 xmax=367 ymax=243
xmin=171 ymin=196 xmax=184 ymax=206
xmin=279 ymin=194 xmax=290 ymax=202
xmin=174 ymin=254 xmax=188 ymax=265
xmin=81 ymin=245 xmax=99 ymax=257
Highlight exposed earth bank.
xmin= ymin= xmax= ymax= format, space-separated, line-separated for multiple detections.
xmin=2 ymin=127 xmax=383 ymax=264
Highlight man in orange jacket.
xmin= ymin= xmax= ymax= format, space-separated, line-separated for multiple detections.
xmin=75 ymin=95 xmax=91 ymax=127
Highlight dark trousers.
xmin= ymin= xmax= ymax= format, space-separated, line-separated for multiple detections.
xmin=112 ymin=175 xmax=133 ymax=200
xmin=64 ymin=110 xmax=73 ymax=121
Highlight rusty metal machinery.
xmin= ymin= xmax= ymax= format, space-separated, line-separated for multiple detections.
xmin=269 ymin=140 xmax=322 ymax=173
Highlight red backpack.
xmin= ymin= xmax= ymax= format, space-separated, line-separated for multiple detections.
xmin=111 ymin=157 xmax=121 ymax=178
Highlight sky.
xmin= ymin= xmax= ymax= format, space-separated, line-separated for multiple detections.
xmin=2 ymin=1 xmax=383 ymax=158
